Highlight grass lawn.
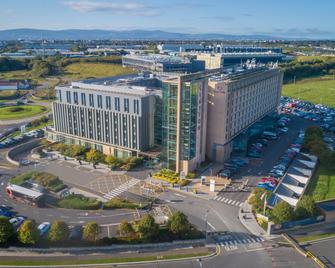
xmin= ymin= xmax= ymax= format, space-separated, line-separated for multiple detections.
xmin=0 ymin=105 xmax=48 ymax=120
xmin=305 ymin=164 xmax=335 ymax=201
xmin=57 ymin=194 xmax=101 ymax=210
xmin=282 ymin=75 xmax=335 ymax=107
xmin=64 ymin=63 xmax=136 ymax=79
xmin=0 ymin=252 xmax=210 ymax=266
xmin=295 ymin=232 xmax=335 ymax=243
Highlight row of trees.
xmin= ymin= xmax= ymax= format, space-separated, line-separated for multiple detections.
xmin=249 ymin=188 xmax=319 ymax=224
xmin=48 ymin=143 xmax=143 ymax=171
xmin=303 ymin=126 xmax=335 ymax=170
xmin=0 ymin=218 xmax=100 ymax=245
xmin=280 ymin=57 xmax=335 ymax=82
xmin=118 ymin=211 xmax=194 ymax=241
xmin=0 ymin=211 xmax=194 ymax=246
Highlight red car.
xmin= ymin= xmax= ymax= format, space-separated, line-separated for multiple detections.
xmin=261 ymin=177 xmax=279 ymax=184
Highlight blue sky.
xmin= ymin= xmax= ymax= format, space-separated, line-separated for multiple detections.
xmin=0 ymin=0 xmax=334 ymax=38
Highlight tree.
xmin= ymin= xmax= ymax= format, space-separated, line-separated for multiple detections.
xmin=272 ymin=201 xmax=295 ymax=224
xmin=48 ymin=221 xmax=69 ymax=242
xmin=83 ymin=221 xmax=100 ymax=242
xmin=135 ymin=214 xmax=159 ymax=240
xmin=18 ymin=220 xmax=39 ymax=244
xmin=118 ymin=220 xmax=134 ymax=237
xmin=0 ymin=216 xmax=14 ymax=244
xmin=295 ymin=196 xmax=318 ymax=219
xmin=86 ymin=149 xmax=99 ymax=166
xmin=105 ymin=155 xmax=118 ymax=170
xmin=167 ymin=211 xmax=191 ymax=238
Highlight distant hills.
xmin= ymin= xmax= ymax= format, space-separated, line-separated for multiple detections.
xmin=0 ymin=28 xmax=280 ymax=41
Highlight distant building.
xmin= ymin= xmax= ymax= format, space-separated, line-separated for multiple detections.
xmin=157 ymin=44 xmax=212 ymax=53
xmin=196 ymin=53 xmax=224 ymax=70
xmin=206 ymin=66 xmax=283 ymax=163
xmin=0 ymin=80 xmax=30 ymax=90
xmin=122 ymin=54 xmax=205 ymax=73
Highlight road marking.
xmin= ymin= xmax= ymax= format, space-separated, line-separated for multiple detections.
xmin=207 ymin=221 xmax=216 ymax=231
xmin=175 ymin=193 xmax=186 ymax=198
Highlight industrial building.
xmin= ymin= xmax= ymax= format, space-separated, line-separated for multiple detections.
xmin=122 ymin=54 xmax=205 ymax=73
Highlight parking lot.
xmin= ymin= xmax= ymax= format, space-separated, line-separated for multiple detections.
xmin=212 ymin=115 xmax=315 ymax=206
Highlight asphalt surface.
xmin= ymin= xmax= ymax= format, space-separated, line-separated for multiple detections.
xmin=210 ymin=115 xmax=315 ymax=206
xmin=305 ymin=237 xmax=335 ymax=267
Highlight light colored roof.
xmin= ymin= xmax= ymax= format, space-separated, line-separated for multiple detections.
xmin=7 ymin=184 xmax=43 ymax=199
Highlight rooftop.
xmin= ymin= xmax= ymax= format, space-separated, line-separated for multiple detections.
xmin=123 ymin=54 xmax=190 ymax=64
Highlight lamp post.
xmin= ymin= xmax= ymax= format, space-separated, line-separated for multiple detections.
xmin=204 ymin=209 xmax=209 ymax=241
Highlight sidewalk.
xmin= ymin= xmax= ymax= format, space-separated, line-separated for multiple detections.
xmin=238 ymin=201 xmax=279 ymax=240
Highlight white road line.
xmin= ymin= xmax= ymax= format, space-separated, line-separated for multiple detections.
xmin=227 ymin=200 xmax=233 ymax=204
xmin=231 ymin=200 xmax=237 ymax=206
xmin=207 ymin=221 xmax=216 ymax=231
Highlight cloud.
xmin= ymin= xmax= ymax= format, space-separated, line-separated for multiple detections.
xmin=242 ymin=13 xmax=253 ymax=17
xmin=63 ymin=0 xmax=160 ymax=16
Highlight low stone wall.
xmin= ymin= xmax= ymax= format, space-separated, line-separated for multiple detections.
xmin=6 ymin=139 xmax=42 ymax=166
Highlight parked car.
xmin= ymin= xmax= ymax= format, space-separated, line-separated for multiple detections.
xmin=69 ymin=225 xmax=83 ymax=241
xmin=9 ymin=216 xmax=25 ymax=229
xmin=0 ymin=208 xmax=13 ymax=218
xmin=38 ymin=222 xmax=51 ymax=236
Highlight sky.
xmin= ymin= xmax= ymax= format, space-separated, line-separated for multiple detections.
xmin=0 ymin=0 xmax=335 ymax=38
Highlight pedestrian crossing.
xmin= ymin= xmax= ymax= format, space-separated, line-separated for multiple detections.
xmin=103 ymin=178 xmax=140 ymax=200
xmin=213 ymin=195 xmax=243 ymax=207
xmin=216 ymin=233 xmax=264 ymax=247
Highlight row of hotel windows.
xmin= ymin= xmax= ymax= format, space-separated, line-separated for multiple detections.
xmin=61 ymin=90 xmax=140 ymax=114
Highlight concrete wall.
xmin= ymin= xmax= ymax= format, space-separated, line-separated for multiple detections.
xmin=6 ymin=139 xmax=41 ymax=166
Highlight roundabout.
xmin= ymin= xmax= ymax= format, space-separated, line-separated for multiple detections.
xmin=0 ymin=105 xmax=49 ymax=120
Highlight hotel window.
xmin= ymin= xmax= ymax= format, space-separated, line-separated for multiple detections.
xmin=124 ymin=98 xmax=129 ymax=112
xmin=115 ymin=97 xmax=120 ymax=111
xmin=58 ymin=90 xmax=62 ymax=102
xmin=97 ymin=95 xmax=102 ymax=108
xmin=89 ymin=94 xmax=94 ymax=107
xmin=73 ymin=92 xmax=78 ymax=104
xmin=106 ymin=96 xmax=111 ymax=109
xmin=66 ymin=91 xmax=71 ymax=103
xmin=133 ymin=99 xmax=139 ymax=114
xmin=81 ymin=93 xmax=86 ymax=106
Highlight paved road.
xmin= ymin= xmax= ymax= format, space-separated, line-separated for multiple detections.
xmin=305 ymin=237 xmax=335 ymax=267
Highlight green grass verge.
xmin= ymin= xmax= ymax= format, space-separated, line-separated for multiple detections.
xmin=282 ymin=75 xmax=335 ymax=108
xmin=295 ymin=232 xmax=335 ymax=243
xmin=305 ymin=164 xmax=335 ymax=201
xmin=9 ymin=171 xmax=66 ymax=192
xmin=0 ymin=105 xmax=48 ymax=120
xmin=57 ymin=194 xmax=101 ymax=210
xmin=103 ymin=198 xmax=146 ymax=210
xmin=64 ymin=63 xmax=135 ymax=79
xmin=0 ymin=252 xmax=209 ymax=266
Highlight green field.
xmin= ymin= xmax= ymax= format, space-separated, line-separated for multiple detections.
xmin=283 ymin=76 xmax=335 ymax=107
xmin=0 ymin=105 xmax=48 ymax=120
xmin=64 ymin=63 xmax=135 ymax=79
xmin=306 ymin=164 xmax=335 ymax=201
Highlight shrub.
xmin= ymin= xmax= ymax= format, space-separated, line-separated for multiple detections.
xmin=118 ymin=220 xmax=135 ymax=237
xmin=48 ymin=221 xmax=69 ymax=242
xmin=57 ymin=194 xmax=101 ymax=210
xmin=18 ymin=220 xmax=39 ymax=244
xmin=8 ymin=106 xmax=24 ymax=112
xmin=167 ymin=211 xmax=191 ymax=239
xmin=295 ymin=196 xmax=318 ymax=219
xmin=272 ymin=201 xmax=295 ymax=224
xmin=103 ymin=198 xmax=143 ymax=210
xmin=0 ymin=216 xmax=14 ymax=244
xmin=134 ymin=214 xmax=159 ymax=240
xmin=83 ymin=221 xmax=100 ymax=242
